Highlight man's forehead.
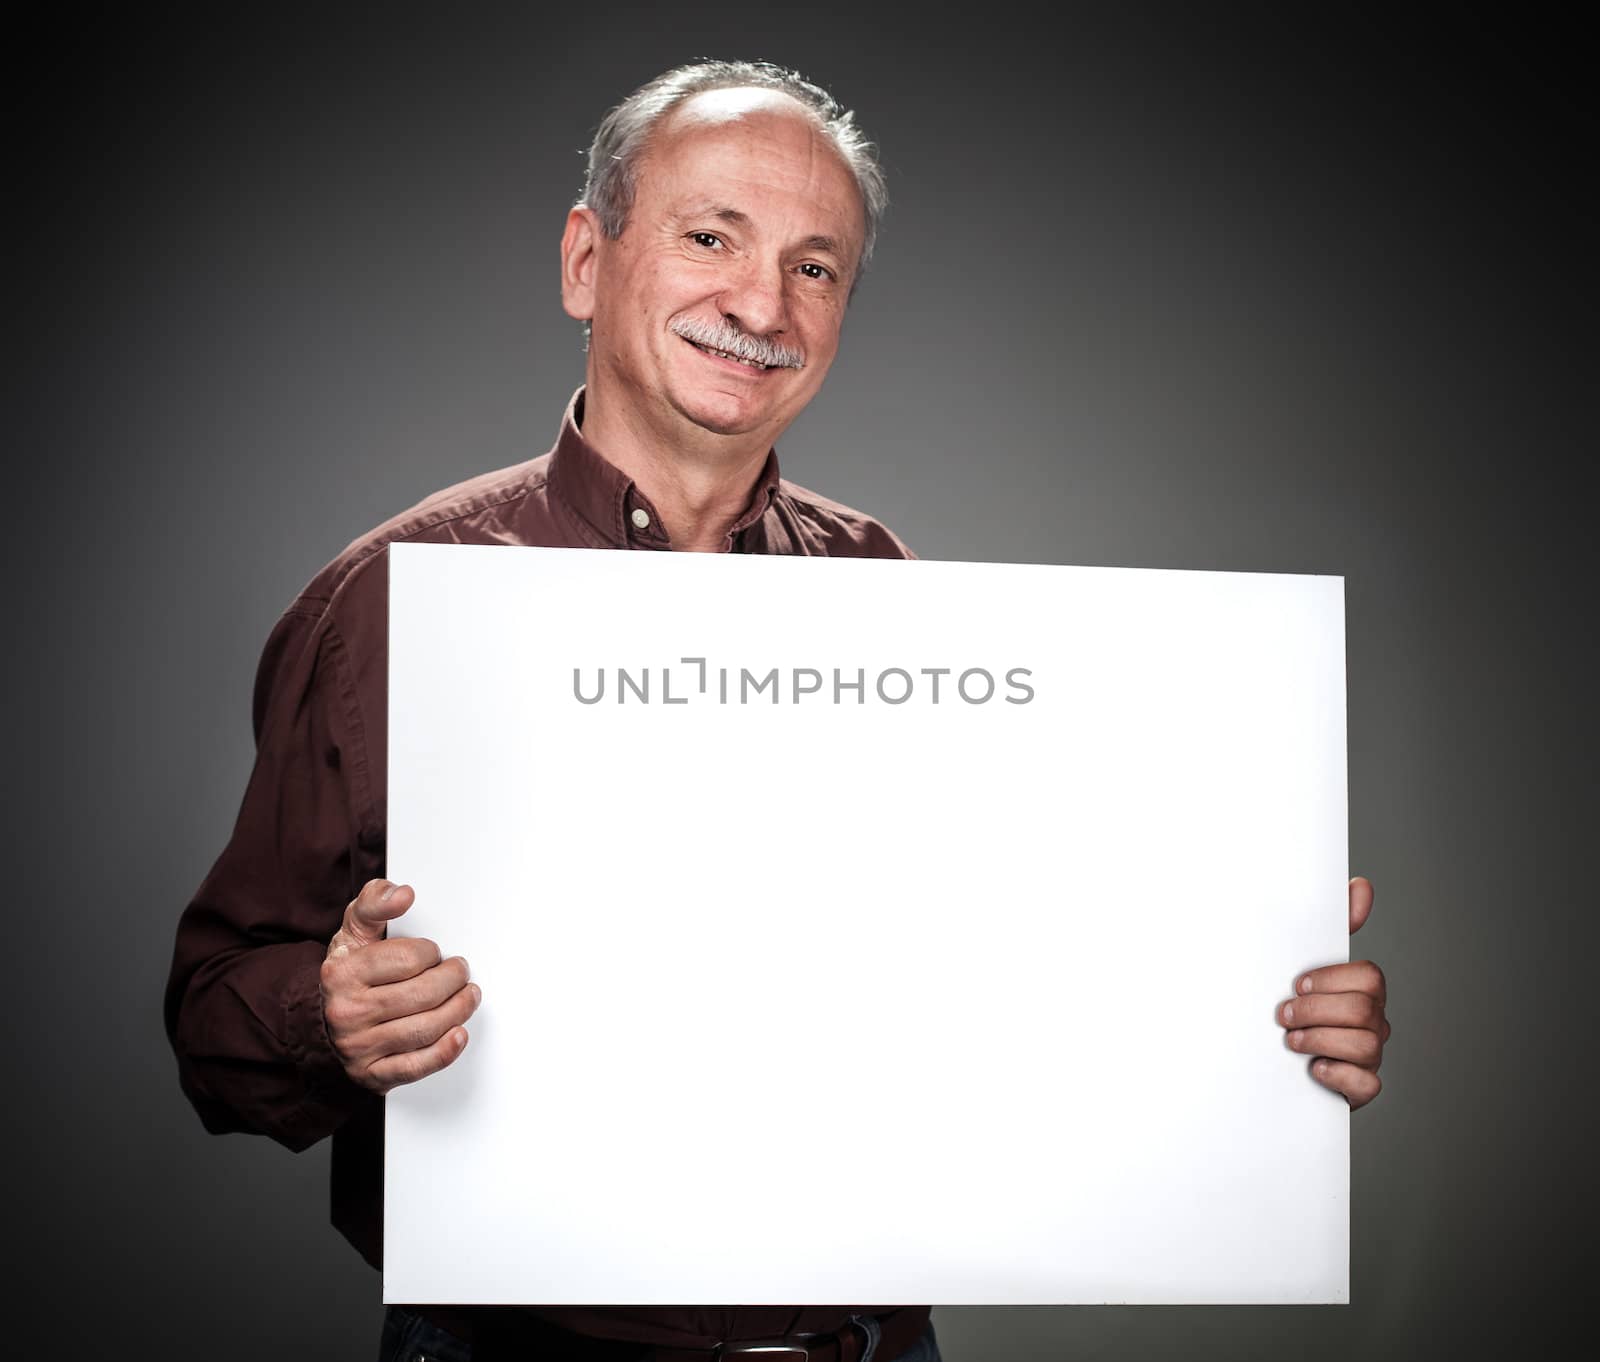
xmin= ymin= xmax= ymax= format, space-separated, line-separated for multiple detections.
xmin=653 ymin=88 xmax=839 ymax=175
xmin=644 ymin=91 xmax=864 ymax=246
xmin=670 ymin=85 xmax=818 ymax=129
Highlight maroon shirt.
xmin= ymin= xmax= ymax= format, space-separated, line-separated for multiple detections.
xmin=164 ymin=388 xmax=928 ymax=1352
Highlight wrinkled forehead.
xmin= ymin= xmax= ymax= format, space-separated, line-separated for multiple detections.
xmin=650 ymin=89 xmax=843 ymax=181
xmin=644 ymin=89 xmax=865 ymax=239
xmin=670 ymin=85 xmax=823 ymax=132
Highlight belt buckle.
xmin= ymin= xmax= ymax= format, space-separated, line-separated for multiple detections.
xmin=715 ymin=1341 xmax=812 ymax=1361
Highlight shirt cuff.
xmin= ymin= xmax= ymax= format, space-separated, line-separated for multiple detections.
xmin=283 ymin=941 xmax=371 ymax=1139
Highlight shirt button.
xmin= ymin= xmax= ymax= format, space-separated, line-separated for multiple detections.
xmin=630 ymin=508 xmax=651 ymax=530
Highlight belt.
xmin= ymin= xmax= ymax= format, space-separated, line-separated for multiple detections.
xmin=469 ymin=1307 xmax=932 ymax=1362
xmin=648 ymin=1309 xmax=929 ymax=1362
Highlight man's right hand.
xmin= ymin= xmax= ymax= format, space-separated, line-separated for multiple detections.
xmin=320 ymin=879 xmax=481 ymax=1095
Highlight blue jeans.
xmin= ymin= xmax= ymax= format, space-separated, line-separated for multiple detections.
xmin=379 ymin=1308 xmax=943 ymax=1362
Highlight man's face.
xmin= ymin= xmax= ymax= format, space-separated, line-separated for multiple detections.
xmin=572 ymin=89 xmax=867 ymax=444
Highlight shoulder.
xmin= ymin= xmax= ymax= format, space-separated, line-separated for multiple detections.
xmin=291 ymin=456 xmax=553 ymax=615
xmin=249 ymin=456 xmax=556 ymax=736
xmin=770 ymin=477 xmax=917 ymax=559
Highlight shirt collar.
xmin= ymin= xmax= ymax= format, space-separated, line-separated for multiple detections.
xmin=546 ymin=386 xmax=783 ymax=551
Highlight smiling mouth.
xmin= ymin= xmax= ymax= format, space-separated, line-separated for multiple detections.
xmin=682 ymin=337 xmax=775 ymax=372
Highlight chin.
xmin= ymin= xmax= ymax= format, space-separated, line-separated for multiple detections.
xmin=685 ymin=411 xmax=765 ymax=437
xmin=670 ymin=389 xmax=780 ymax=439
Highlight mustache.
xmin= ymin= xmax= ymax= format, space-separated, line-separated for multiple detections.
xmin=669 ymin=316 xmax=806 ymax=370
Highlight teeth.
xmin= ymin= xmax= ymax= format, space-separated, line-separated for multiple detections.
xmin=695 ymin=342 xmax=766 ymax=369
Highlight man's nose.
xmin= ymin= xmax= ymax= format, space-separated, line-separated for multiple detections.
xmin=716 ymin=256 xmax=789 ymax=339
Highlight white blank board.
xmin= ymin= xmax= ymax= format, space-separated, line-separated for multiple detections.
xmin=384 ymin=543 xmax=1348 ymax=1305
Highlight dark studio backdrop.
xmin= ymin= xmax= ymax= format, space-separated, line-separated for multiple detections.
xmin=17 ymin=7 xmax=1590 ymax=1360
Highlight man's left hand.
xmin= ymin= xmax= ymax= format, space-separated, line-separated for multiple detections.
xmin=1278 ymin=876 xmax=1390 ymax=1109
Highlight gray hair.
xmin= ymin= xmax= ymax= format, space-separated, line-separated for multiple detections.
xmin=579 ymin=59 xmax=888 ymax=286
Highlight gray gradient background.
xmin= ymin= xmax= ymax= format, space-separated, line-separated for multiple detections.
xmin=18 ymin=7 xmax=1589 ymax=1360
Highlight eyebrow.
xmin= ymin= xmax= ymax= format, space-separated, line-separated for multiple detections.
xmin=677 ymin=204 xmax=847 ymax=261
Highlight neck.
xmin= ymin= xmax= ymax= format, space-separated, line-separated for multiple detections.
xmin=580 ymin=374 xmax=773 ymax=553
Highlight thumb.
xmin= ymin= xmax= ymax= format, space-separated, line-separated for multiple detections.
xmin=328 ymin=880 xmax=414 ymax=957
xmin=1348 ymin=875 xmax=1374 ymax=935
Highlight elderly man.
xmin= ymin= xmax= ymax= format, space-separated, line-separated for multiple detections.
xmin=164 ymin=59 xmax=1389 ymax=1362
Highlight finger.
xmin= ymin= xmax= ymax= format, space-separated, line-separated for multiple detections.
xmin=347 ymin=981 xmax=481 ymax=1066
xmin=364 ymin=1018 xmax=473 ymax=1091
xmin=362 ymin=956 xmax=472 ymax=1022
xmin=339 ymin=937 xmax=446 ymax=988
xmin=325 ymin=882 xmax=415 ymax=959
xmin=1310 ymin=1058 xmax=1382 ymax=1110
xmin=1348 ymin=876 xmax=1374 ymax=935
xmin=348 ymin=881 xmax=417 ymax=936
xmin=1286 ymin=1025 xmax=1383 ymax=1068
xmin=1294 ymin=959 xmax=1386 ymax=1005
xmin=1278 ymin=991 xmax=1385 ymax=1031
xmin=325 ymin=950 xmax=463 ymax=1035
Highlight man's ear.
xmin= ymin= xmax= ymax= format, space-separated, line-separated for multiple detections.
xmin=561 ymin=206 xmax=601 ymax=321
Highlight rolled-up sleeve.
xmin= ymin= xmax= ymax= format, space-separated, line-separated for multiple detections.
xmin=164 ymin=599 xmax=380 ymax=1150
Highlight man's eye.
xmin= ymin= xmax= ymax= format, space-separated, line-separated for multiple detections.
xmin=798 ymin=263 xmax=833 ymax=281
xmin=689 ymin=232 xmax=723 ymax=249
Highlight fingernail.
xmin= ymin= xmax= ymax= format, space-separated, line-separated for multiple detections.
xmin=1282 ymin=1002 xmax=1295 ymax=1023
xmin=380 ymin=883 xmax=396 ymax=902
xmin=1298 ymin=975 xmax=1314 ymax=993
xmin=1288 ymin=1030 xmax=1304 ymax=1048
xmin=1315 ymin=1060 xmax=1329 ymax=1076
xmin=470 ymin=983 xmax=482 ymax=1006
